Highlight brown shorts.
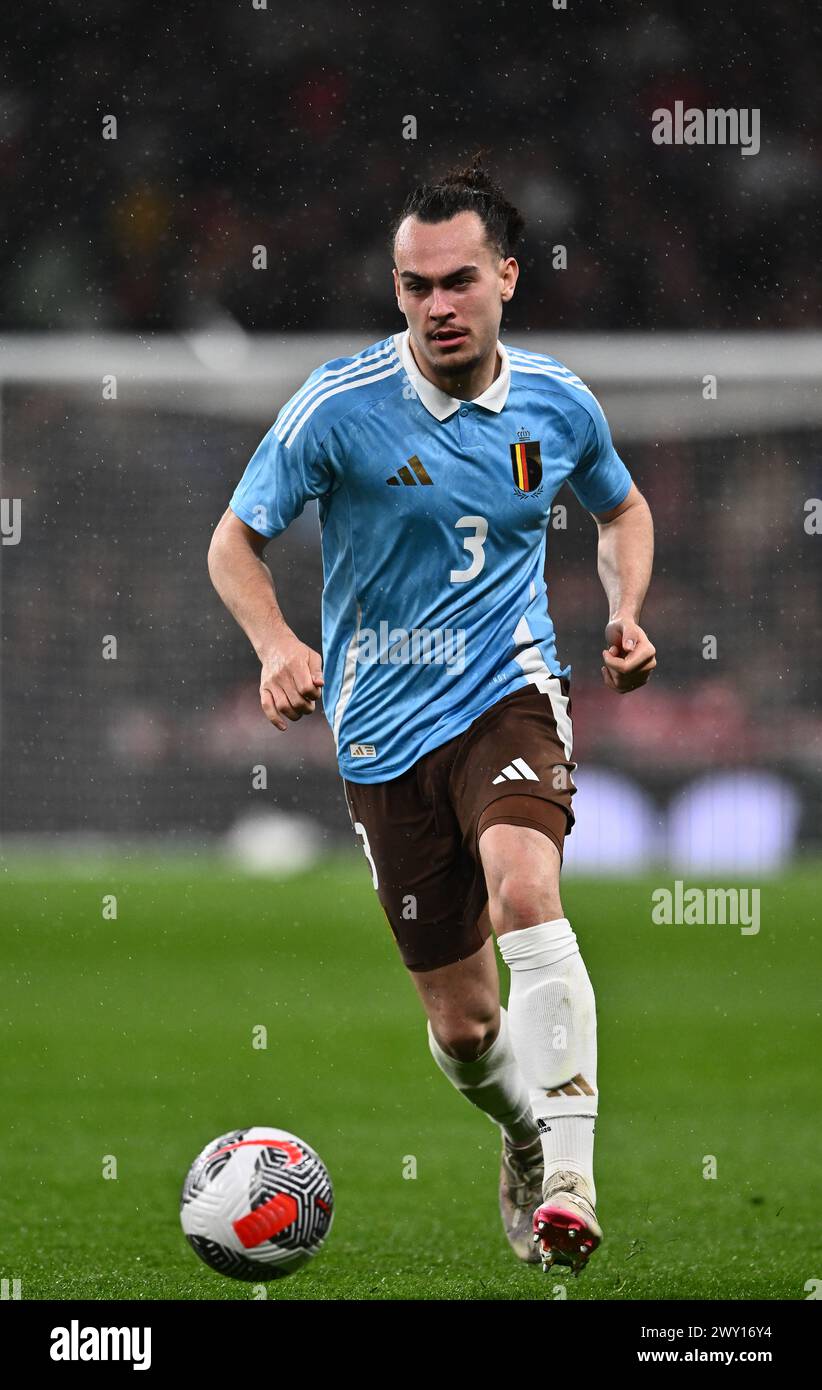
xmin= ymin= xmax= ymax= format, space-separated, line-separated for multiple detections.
xmin=342 ymin=680 xmax=576 ymax=973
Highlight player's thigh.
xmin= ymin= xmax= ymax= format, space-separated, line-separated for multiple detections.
xmin=478 ymin=820 xmax=564 ymax=932
xmin=451 ymin=681 xmax=576 ymax=933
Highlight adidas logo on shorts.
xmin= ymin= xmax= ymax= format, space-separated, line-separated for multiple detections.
xmin=492 ymin=757 xmax=539 ymax=783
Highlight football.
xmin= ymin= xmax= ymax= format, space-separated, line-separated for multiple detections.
xmin=180 ymin=1127 xmax=334 ymax=1281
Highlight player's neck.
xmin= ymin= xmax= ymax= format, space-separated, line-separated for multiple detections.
xmin=409 ymin=336 xmax=501 ymax=402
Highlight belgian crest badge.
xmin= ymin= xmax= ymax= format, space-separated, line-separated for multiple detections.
xmin=510 ymin=428 xmax=543 ymax=496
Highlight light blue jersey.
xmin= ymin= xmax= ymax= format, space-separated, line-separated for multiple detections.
xmin=230 ymin=329 xmax=632 ymax=783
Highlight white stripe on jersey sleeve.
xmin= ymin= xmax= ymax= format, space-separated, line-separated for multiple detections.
xmin=507 ymin=355 xmax=593 ymax=398
xmin=275 ymin=342 xmax=398 ymax=440
xmin=283 ymin=360 xmax=403 ymax=448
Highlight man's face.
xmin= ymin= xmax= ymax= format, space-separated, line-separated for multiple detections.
xmin=392 ymin=211 xmax=518 ymax=380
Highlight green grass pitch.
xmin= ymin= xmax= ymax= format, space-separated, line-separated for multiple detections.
xmin=2 ymin=853 xmax=820 ymax=1301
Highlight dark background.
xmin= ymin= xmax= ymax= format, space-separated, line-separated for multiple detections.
xmin=3 ymin=0 xmax=820 ymax=333
xmin=1 ymin=0 xmax=820 ymax=854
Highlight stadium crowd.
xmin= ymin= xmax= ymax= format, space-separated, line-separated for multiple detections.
xmin=2 ymin=0 xmax=818 ymax=333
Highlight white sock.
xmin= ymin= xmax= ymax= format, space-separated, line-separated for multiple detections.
xmin=497 ymin=918 xmax=598 ymax=1203
xmin=427 ymin=1006 xmax=539 ymax=1146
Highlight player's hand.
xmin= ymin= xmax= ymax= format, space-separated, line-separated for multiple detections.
xmin=601 ymin=618 xmax=656 ymax=694
xmin=259 ymin=634 xmax=324 ymax=731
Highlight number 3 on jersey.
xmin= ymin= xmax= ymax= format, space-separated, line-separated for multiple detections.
xmin=450 ymin=515 xmax=488 ymax=583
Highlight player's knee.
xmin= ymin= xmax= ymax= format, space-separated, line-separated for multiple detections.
xmin=431 ymin=1017 xmax=498 ymax=1062
xmin=489 ymin=870 xmax=561 ymax=935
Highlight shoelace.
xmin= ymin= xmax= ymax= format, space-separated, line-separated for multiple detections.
xmin=504 ymin=1143 xmax=543 ymax=1205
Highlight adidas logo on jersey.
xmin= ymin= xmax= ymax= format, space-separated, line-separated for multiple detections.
xmin=492 ymin=758 xmax=539 ymax=783
xmin=350 ymin=743 xmax=377 ymax=758
xmin=386 ymin=455 xmax=433 ymax=486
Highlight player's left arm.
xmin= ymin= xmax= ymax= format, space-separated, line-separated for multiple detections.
xmin=591 ymin=482 xmax=656 ymax=693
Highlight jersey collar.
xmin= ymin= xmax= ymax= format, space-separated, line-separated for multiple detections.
xmin=395 ymin=328 xmax=510 ymax=420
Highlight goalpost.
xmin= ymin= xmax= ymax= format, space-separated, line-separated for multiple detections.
xmin=1 ymin=329 xmax=821 ymax=433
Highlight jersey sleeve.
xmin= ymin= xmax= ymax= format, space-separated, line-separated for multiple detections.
xmin=566 ymin=394 xmax=633 ymax=515
xmin=229 ymin=392 xmax=335 ymax=539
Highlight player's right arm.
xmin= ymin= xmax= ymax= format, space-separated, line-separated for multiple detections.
xmin=207 ymin=508 xmax=324 ymax=733
xmin=209 ymin=365 xmax=340 ymax=729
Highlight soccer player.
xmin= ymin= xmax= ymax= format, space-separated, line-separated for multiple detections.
xmin=208 ymin=158 xmax=656 ymax=1276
